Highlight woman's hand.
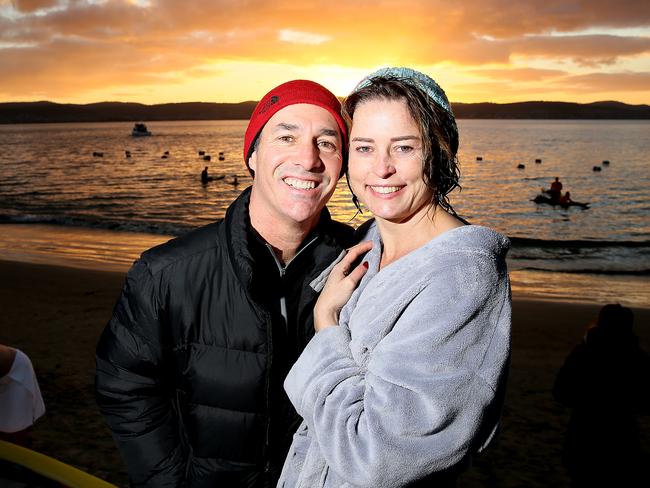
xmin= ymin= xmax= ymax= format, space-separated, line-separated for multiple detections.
xmin=314 ymin=241 xmax=373 ymax=332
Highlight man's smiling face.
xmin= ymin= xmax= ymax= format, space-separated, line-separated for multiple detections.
xmin=248 ymin=103 xmax=343 ymax=229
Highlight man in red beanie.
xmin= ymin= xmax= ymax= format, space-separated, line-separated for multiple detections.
xmin=96 ymin=80 xmax=354 ymax=487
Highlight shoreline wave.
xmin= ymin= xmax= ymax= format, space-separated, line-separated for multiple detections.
xmin=0 ymin=213 xmax=195 ymax=236
xmin=509 ymin=237 xmax=650 ymax=248
xmin=3 ymin=215 xmax=648 ymax=248
xmin=2 ymin=219 xmax=648 ymax=279
xmin=516 ymin=266 xmax=650 ymax=276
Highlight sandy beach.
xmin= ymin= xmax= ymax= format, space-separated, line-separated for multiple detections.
xmin=1 ymin=258 xmax=648 ymax=487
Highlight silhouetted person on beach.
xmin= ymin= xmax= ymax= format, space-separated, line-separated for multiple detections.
xmin=553 ymin=304 xmax=650 ymax=487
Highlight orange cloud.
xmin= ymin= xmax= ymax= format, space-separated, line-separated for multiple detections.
xmin=468 ymin=67 xmax=568 ymax=82
xmin=0 ymin=0 xmax=648 ymax=103
xmin=562 ymin=72 xmax=650 ymax=91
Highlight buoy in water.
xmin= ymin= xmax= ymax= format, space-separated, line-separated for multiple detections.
xmin=602 ymin=160 xmax=610 ymax=165
xmin=125 ymin=150 xmax=131 ymax=158
xmin=517 ymin=163 xmax=525 ymax=169
xmin=219 ymin=156 xmax=225 ymax=161
xmin=92 ymin=151 xmax=103 ymax=157
xmin=198 ymin=150 xmax=205 ymax=156
xmin=476 ymin=156 xmax=482 ymax=161
xmin=164 ymin=150 xmax=170 ymax=155
xmin=593 ymin=166 xmax=602 ymax=172
xmin=161 ymin=154 xmax=168 ymax=159
xmin=203 ymin=155 xmax=211 ymax=161
xmin=535 ymin=158 xmax=542 ymax=163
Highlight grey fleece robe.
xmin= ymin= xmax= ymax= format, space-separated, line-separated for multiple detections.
xmin=278 ymin=221 xmax=512 ymax=488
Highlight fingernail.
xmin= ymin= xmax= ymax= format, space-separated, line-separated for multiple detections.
xmin=362 ymin=261 xmax=369 ymax=269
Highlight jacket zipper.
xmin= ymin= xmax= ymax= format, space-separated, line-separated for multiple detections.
xmin=265 ymin=235 xmax=319 ymax=323
xmin=262 ymin=235 xmax=319 ymax=469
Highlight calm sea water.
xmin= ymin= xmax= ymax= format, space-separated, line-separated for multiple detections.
xmin=1 ymin=119 xmax=649 ymax=305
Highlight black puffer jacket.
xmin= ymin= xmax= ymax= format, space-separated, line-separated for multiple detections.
xmin=96 ymin=187 xmax=353 ymax=487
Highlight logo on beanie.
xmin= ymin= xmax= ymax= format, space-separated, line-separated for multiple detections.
xmin=259 ymin=95 xmax=279 ymax=114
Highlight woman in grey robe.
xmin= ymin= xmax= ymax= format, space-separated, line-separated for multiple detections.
xmin=278 ymin=67 xmax=512 ymax=488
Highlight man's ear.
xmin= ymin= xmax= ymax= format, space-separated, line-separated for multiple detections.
xmin=248 ymin=150 xmax=257 ymax=175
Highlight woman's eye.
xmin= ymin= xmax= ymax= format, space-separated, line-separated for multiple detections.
xmin=355 ymin=145 xmax=372 ymax=153
xmin=395 ymin=145 xmax=413 ymax=153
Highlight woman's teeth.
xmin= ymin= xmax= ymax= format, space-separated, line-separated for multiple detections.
xmin=371 ymin=186 xmax=402 ymax=194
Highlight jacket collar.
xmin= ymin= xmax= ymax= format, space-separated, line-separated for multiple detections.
xmin=224 ymin=186 xmax=343 ymax=293
xmin=224 ymin=186 xmax=256 ymax=291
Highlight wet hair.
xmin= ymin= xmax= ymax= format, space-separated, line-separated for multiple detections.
xmin=342 ymin=76 xmax=461 ymax=214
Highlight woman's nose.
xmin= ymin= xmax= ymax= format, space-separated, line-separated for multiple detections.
xmin=372 ymin=153 xmax=396 ymax=178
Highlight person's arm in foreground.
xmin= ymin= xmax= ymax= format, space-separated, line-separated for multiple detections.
xmin=95 ymin=260 xmax=186 ymax=487
xmin=286 ymin=248 xmax=511 ymax=487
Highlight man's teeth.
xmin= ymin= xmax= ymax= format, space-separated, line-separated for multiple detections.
xmin=371 ymin=186 xmax=402 ymax=194
xmin=284 ymin=178 xmax=316 ymax=190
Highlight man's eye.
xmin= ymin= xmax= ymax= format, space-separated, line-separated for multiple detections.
xmin=279 ymin=135 xmax=295 ymax=142
xmin=318 ymin=140 xmax=337 ymax=151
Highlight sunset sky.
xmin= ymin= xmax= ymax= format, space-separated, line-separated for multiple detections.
xmin=1 ymin=0 xmax=649 ymax=105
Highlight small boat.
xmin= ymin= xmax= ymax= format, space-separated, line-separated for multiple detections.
xmin=201 ymin=174 xmax=225 ymax=183
xmin=131 ymin=123 xmax=152 ymax=137
xmin=532 ymin=193 xmax=589 ymax=209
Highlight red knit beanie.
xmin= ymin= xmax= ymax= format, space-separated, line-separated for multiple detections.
xmin=243 ymin=80 xmax=347 ymax=174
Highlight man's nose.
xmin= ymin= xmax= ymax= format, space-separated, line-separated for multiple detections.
xmin=294 ymin=140 xmax=322 ymax=171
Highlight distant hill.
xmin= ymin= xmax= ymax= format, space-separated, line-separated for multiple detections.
xmin=1 ymin=100 xmax=648 ymax=123
xmin=0 ymin=101 xmax=258 ymax=124
xmin=452 ymin=101 xmax=650 ymax=119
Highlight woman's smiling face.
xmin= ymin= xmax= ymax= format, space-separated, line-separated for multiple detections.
xmin=348 ymin=97 xmax=434 ymax=224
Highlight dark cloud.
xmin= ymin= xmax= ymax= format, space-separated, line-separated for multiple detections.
xmin=441 ymin=0 xmax=650 ymax=37
xmin=10 ymin=0 xmax=59 ymax=13
xmin=510 ymin=35 xmax=650 ymax=65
